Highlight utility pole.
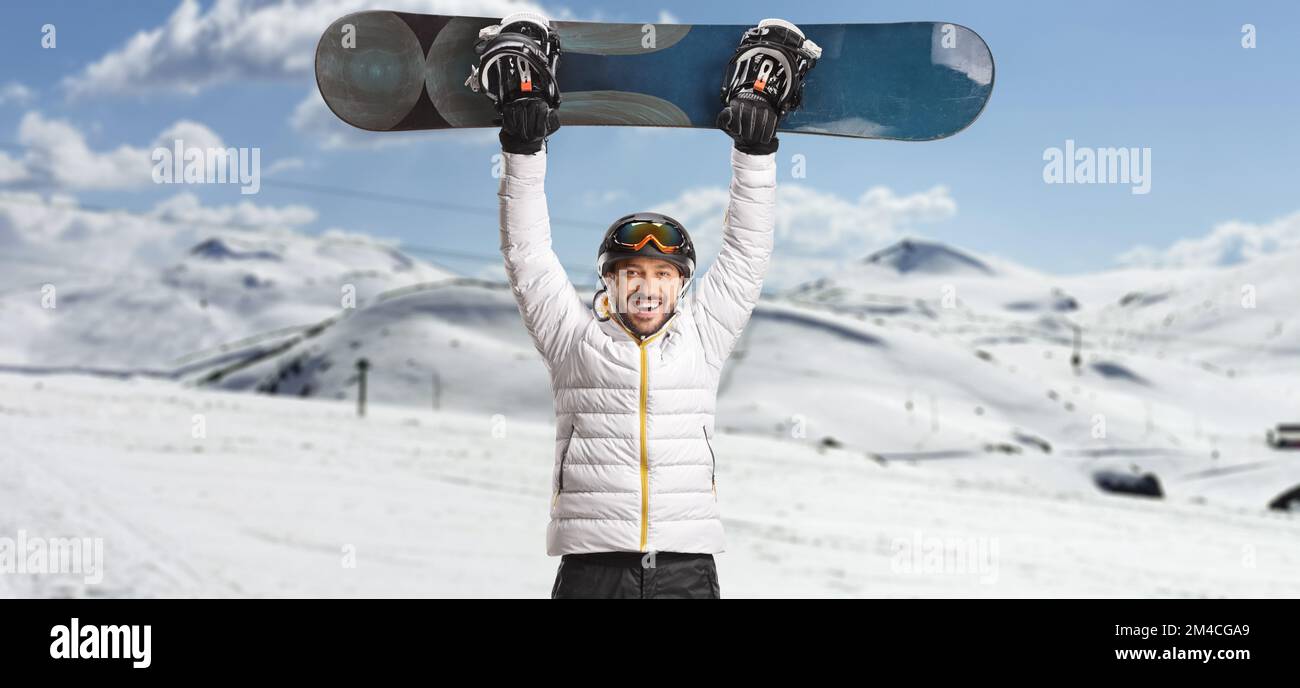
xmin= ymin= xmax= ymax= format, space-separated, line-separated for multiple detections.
xmin=432 ymin=370 xmax=442 ymax=411
xmin=1070 ymin=322 xmax=1082 ymax=374
xmin=356 ymin=358 xmax=370 ymax=417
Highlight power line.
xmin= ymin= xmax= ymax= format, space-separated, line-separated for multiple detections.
xmin=260 ymin=178 xmax=596 ymax=230
xmin=0 ymin=140 xmax=598 ymax=229
xmin=0 ymin=135 xmax=615 ymax=275
xmin=0 ymin=192 xmax=597 ymax=291
xmin=398 ymin=243 xmax=593 ymax=279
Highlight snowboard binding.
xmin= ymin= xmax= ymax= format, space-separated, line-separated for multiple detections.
xmin=465 ymin=12 xmax=563 ymax=112
xmin=720 ymin=18 xmax=821 ymax=117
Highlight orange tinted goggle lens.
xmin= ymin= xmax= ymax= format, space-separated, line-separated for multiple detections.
xmin=614 ymin=221 xmax=685 ymax=253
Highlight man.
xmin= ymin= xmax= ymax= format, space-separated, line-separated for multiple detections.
xmin=493 ymin=17 xmax=803 ymax=598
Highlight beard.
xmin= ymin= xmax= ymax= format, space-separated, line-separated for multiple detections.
xmin=624 ymin=309 xmax=671 ymax=336
xmin=617 ymin=289 xmax=675 ymax=336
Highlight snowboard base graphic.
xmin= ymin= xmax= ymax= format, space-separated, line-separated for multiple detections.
xmin=315 ymin=13 xmax=994 ymax=141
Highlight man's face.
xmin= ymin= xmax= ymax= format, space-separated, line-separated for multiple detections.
xmin=604 ymin=256 xmax=684 ymax=336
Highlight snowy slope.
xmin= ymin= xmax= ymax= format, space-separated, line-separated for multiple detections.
xmin=6 ymin=233 xmax=1299 ymax=520
xmin=210 ymin=279 xmax=555 ymax=420
xmin=1061 ymin=249 xmax=1300 ymax=376
xmin=105 ymin=236 xmax=1288 ymax=518
xmin=774 ymin=238 xmax=1300 ymax=460
xmin=2 ymin=371 xmax=1297 ymax=598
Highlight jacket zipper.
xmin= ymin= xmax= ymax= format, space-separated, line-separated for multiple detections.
xmin=553 ymin=423 xmax=577 ymax=506
xmin=610 ymin=308 xmax=675 ymax=552
xmin=637 ymin=341 xmax=650 ymax=550
xmin=703 ymin=425 xmax=716 ymax=498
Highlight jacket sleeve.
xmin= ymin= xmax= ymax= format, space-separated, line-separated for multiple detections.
xmin=688 ymin=147 xmax=777 ymax=367
xmin=499 ymin=149 xmax=589 ymax=369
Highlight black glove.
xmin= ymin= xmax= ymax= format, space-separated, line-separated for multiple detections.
xmin=716 ymin=91 xmax=780 ymax=155
xmin=499 ymin=97 xmax=560 ymax=155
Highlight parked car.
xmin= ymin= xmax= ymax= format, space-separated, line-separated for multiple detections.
xmin=1266 ymin=424 xmax=1300 ymax=449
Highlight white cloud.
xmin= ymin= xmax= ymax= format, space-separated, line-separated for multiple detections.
xmin=2 ymin=112 xmax=228 ymax=191
xmin=0 ymin=82 xmax=34 ymax=106
xmin=151 ymin=191 xmax=317 ymax=230
xmin=1117 ymin=210 xmax=1300 ymax=269
xmin=777 ymin=184 xmax=957 ymax=252
xmin=0 ymin=190 xmax=318 ymax=282
xmin=650 ymin=181 xmax=957 ymax=289
xmin=155 ymin=119 xmax=226 ymax=152
xmin=63 ymin=0 xmax=565 ymax=98
xmin=319 ymin=226 xmax=400 ymax=247
xmin=14 ymin=112 xmax=156 ymax=189
xmin=0 ymin=152 xmax=27 ymax=185
xmin=657 ymin=10 xmax=680 ymax=24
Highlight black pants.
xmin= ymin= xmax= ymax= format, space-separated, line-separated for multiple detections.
xmin=551 ymin=551 xmax=720 ymax=599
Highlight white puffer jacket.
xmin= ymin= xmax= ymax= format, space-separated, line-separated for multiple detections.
xmin=499 ymin=146 xmax=775 ymax=556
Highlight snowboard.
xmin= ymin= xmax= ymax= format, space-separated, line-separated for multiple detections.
xmin=315 ymin=12 xmax=994 ymax=141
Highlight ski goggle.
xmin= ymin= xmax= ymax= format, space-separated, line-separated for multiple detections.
xmin=611 ymin=220 xmax=688 ymax=254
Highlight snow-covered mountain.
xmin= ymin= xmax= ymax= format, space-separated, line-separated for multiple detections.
xmin=785 ymin=237 xmax=1070 ymax=316
xmin=775 ymin=237 xmax=1299 ymax=459
xmin=209 ymin=279 xmax=554 ymax=420
xmin=860 ymin=238 xmax=999 ymax=277
xmin=0 ymin=228 xmax=456 ymax=370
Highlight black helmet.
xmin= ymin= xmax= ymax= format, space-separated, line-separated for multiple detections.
xmin=596 ymin=211 xmax=696 ymax=282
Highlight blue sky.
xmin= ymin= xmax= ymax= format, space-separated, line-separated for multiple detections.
xmin=1 ymin=0 xmax=1298 ymax=285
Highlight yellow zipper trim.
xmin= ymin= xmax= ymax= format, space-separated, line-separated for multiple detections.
xmin=637 ymin=342 xmax=650 ymax=550
xmin=606 ymin=297 xmax=675 ymax=552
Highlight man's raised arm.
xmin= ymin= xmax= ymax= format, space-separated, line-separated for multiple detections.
xmin=497 ymin=100 xmax=586 ymax=369
xmin=689 ymin=148 xmax=777 ymax=366
xmin=689 ymin=53 xmax=790 ymax=367
xmin=690 ymin=16 xmax=817 ymax=365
